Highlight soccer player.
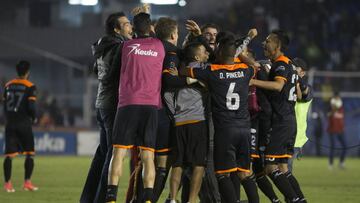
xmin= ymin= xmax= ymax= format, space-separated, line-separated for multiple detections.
xmin=241 ymin=50 xmax=281 ymax=203
xmin=288 ymin=58 xmax=313 ymax=172
xmin=181 ymin=33 xmax=259 ymax=203
xmin=152 ymin=17 xmax=182 ymax=202
xmin=105 ymin=13 xmax=165 ymax=203
xmin=250 ymin=30 xmax=306 ymax=202
xmin=3 ymin=60 xmax=38 ymax=192
xmin=80 ymin=11 xmax=132 ymax=203
xmin=168 ymin=42 xmax=209 ymax=203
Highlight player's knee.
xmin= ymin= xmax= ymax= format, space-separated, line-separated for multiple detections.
xmin=265 ymin=164 xmax=278 ymax=175
xmin=238 ymin=171 xmax=253 ymax=180
xmin=155 ymin=155 xmax=168 ymax=168
xmin=278 ymin=163 xmax=288 ymax=173
xmin=141 ymin=150 xmax=155 ymax=162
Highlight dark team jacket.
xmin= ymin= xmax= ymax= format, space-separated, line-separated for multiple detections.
xmin=92 ymin=33 xmax=128 ymax=109
xmin=268 ymin=55 xmax=298 ymax=121
xmin=189 ymin=63 xmax=255 ymax=128
xmin=161 ymin=40 xmax=189 ymax=119
xmin=3 ymin=79 xmax=36 ymax=126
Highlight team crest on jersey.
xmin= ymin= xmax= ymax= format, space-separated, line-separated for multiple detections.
xmin=275 ymin=65 xmax=286 ymax=72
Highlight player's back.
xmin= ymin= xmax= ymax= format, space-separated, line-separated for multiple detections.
xmin=3 ymin=78 xmax=36 ymax=126
xmin=118 ymin=37 xmax=165 ymax=108
xmin=198 ymin=63 xmax=254 ymax=128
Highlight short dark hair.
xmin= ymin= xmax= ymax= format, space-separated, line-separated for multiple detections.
xmin=105 ymin=12 xmax=126 ymax=35
xmin=16 ymin=60 xmax=30 ymax=77
xmin=215 ymin=31 xmax=233 ymax=45
xmin=183 ymin=42 xmax=204 ymax=63
xmin=201 ymin=23 xmax=220 ymax=33
xmin=293 ymin=57 xmax=308 ymax=71
xmin=133 ymin=12 xmax=151 ymax=35
xmin=217 ymin=32 xmax=237 ymax=58
xmin=271 ymin=29 xmax=290 ymax=52
xmin=155 ymin=17 xmax=178 ymax=41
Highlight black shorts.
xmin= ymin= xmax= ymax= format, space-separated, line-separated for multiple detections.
xmin=172 ymin=121 xmax=208 ymax=167
xmin=258 ymin=115 xmax=271 ymax=151
xmin=250 ymin=117 xmax=259 ymax=159
xmin=251 ymin=116 xmax=272 ymax=158
xmin=265 ymin=118 xmax=296 ymax=164
xmin=4 ymin=124 xmax=35 ymax=156
xmin=112 ymin=105 xmax=158 ymax=152
xmin=214 ymin=126 xmax=251 ymax=174
xmin=155 ymin=108 xmax=172 ymax=155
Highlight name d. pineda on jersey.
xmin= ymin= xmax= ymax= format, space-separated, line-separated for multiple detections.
xmin=219 ymin=71 xmax=244 ymax=79
xmin=127 ymin=43 xmax=158 ymax=57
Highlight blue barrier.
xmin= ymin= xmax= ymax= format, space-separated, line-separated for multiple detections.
xmin=0 ymin=131 xmax=77 ymax=155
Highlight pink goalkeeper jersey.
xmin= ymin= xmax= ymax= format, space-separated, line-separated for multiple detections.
xmin=118 ymin=37 xmax=165 ymax=108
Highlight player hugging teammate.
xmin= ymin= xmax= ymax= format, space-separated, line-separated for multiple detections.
xmin=73 ymin=7 xmax=309 ymax=203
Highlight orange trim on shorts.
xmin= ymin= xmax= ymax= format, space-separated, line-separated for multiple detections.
xmin=237 ymin=167 xmax=251 ymax=173
xmin=155 ymin=148 xmax=171 ymax=153
xmin=113 ymin=144 xmax=134 ymax=149
xmin=265 ymin=154 xmax=292 ymax=159
xmin=28 ymin=96 xmax=37 ymax=101
xmin=138 ymin=146 xmax=155 ymax=152
xmin=215 ymin=167 xmax=239 ymax=174
xmin=168 ymin=52 xmax=177 ymax=55
xmin=23 ymin=151 xmax=35 ymax=155
xmin=274 ymin=76 xmax=287 ymax=82
xmin=5 ymin=152 xmax=19 ymax=157
xmin=175 ymin=120 xmax=201 ymax=126
xmin=251 ymin=154 xmax=260 ymax=159
xmin=162 ymin=69 xmax=170 ymax=74
xmin=6 ymin=79 xmax=34 ymax=88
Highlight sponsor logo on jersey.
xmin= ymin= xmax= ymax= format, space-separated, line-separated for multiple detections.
xmin=127 ymin=43 xmax=158 ymax=57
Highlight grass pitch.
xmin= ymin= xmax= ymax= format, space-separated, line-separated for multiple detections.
xmin=0 ymin=156 xmax=359 ymax=203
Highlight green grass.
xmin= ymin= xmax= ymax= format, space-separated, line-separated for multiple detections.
xmin=1 ymin=156 xmax=359 ymax=202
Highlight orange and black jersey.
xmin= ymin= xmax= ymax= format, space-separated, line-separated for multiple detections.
xmin=268 ymin=55 xmax=298 ymax=120
xmin=189 ymin=63 xmax=255 ymax=128
xmin=3 ymin=79 xmax=36 ymax=125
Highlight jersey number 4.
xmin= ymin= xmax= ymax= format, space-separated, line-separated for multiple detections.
xmin=6 ymin=91 xmax=24 ymax=112
xmin=226 ymin=82 xmax=240 ymax=110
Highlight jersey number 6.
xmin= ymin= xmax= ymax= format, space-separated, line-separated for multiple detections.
xmin=226 ymin=82 xmax=240 ymax=110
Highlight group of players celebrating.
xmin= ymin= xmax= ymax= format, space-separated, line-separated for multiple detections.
xmin=79 ymin=5 xmax=312 ymax=203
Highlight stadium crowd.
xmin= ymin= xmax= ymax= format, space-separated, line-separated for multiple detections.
xmin=189 ymin=0 xmax=360 ymax=72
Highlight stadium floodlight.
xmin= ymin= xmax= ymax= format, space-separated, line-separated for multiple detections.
xmin=140 ymin=0 xmax=179 ymax=5
xmin=178 ymin=0 xmax=186 ymax=7
xmin=68 ymin=0 xmax=98 ymax=6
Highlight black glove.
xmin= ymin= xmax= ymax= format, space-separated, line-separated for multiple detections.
xmin=298 ymin=76 xmax=308 ymax=92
